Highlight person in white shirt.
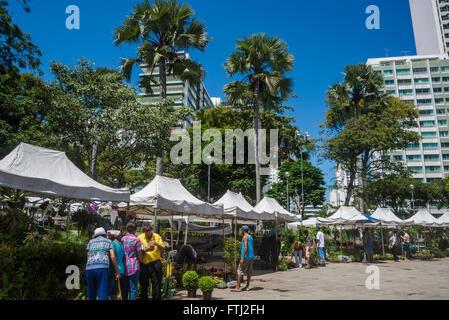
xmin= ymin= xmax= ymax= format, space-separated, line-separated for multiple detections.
xmin=388 ymin=231 xmax=399 ymax=262
xmin=315 ymin=227 xmax=326 ymax=266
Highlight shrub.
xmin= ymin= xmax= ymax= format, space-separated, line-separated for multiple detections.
xmin=198 ymin=276 xmax=215 ymax=293
xmin=278 ymin=260 xmax=288 ymax=271
xmin=221 ymin=238 xmax=241 ymax=271
xmin=182 ymin=271 xmax=199 ymax=289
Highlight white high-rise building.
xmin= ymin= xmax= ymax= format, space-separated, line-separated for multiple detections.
xmin=409 ymin=0 xmax=448 ymax=56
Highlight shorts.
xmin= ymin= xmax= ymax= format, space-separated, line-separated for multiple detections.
xmin=237 ymin=259 xmax=254 ymax=276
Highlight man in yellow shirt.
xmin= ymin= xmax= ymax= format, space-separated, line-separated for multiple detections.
xmin=138 ymin=223 xmax=165 ymax=300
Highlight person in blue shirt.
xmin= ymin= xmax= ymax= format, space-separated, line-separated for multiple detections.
xmin=232 ymin=225 xmax=254 ymax=292
xmin=107 ymin=230 xmax=125 ymax=300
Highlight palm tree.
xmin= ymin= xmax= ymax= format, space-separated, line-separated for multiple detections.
xmin=223 ymin=33 xmax=294 ymax=203
xmin=114 ymin=0 xmax=211 ymax=175
xmin=325 ymin=63 xmax=384 ymax=208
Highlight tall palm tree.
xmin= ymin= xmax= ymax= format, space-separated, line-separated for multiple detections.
xmin=114 ymin=0 xmax=211 ymax=175
xmin=224 ymin=33 xmax=294 ymax=203
xmin=325 ymin=63 xmax=384 ymax=208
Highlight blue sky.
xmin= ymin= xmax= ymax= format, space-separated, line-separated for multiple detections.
xmin=7 ymin=0 xmax=416 ymax=196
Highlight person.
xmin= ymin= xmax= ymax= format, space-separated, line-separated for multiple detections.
xmin=232 ymin=225 xmax=254 ymax=292
xmin=388 ymin=231 xmax=399 ymax=262
xmin=292 ymin=239 xmax=303 ymax=268
xmin=400 ymin=230 xmax=411 ymax=261
xmin=138 ymin=223 xmax=166 ymax=300
xmin=362 ymin=228 xmax=374 ymax=263
xmin=107 ymin=230 xmax=125 ymax=300
xmin=175 ymin=244 xmax=197 ymax=273
xmin=316 ymin=227 xmax=326 ymax=266
xmin=86 ymin=227 xmax=120 ymax=300
xmin=121 ymin=222 xmax=142 ymax=300
xmin=304 ymin=230 xmax=314 ymax=269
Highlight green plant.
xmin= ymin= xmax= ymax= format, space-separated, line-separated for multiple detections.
xmin=221 ymin=238 xmax=241 ymax=272
xmin=182 ymin=271 xmax=199 ymax=289
xmin=198 ymin=276 xmax=215 ymax=293
xmin=278 ymin=260 xmax=288 ymax=271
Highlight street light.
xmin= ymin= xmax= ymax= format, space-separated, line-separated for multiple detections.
xmin=285 ymin=171 xmax=290 ymax=211
xmin=410 ymin=184 xmax=415 ymax=215
xmin=299 ymin=131 xmax=310 ymax=221
xmin=207 ymin=156 xmax=212 ymax=202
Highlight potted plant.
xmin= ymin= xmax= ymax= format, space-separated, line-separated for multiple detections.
xmin=199 ymin=276 xmax=215 ymax=300
xmin=182 ymin=270 xmax=199 ymax=298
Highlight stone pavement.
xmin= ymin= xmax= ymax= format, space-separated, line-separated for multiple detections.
xmin=174 ymin=258 xmax=449 ymax=300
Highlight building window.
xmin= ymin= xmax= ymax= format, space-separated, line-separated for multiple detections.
xmin=408 ymin=166 xmax=422 ymax=173
xmin=416 ymin=88 xmax=430 ymax=94
xmin=421 ymin=131 xmax=436 ymax=137
xmin=419 ymin=110 xmax=434 ymax=115
xmin=417 ymin=99 xmax=432 ymax=105
xmin=425 ymin=166 xmax=441 ymax=172
xmin=407 ymin=143 xmax=420 ymax=149
xmin=384 ymin=70 xmax=393 ymax=75
xmin=441 ymin=131 xmax=449 ymax=137
xmin=399 ymin=89 xmax=413 ymax=95
xmin=424 ymin=154 xmax=439 ymax=161
xmin=437 ymin=109 xmax=446 ymax=115
xmin=435 ymin=98 xmax=444 ymax=104
xmin=433 ymin=77 xmax=441 ymax=83
xmin=434 ymin=87 xmax=443 ymax=93
xmin=442 ymin=142 xmax=449 ymax=148
xmin=413 ymin=67 xmax=427 ymax=73
xmin=385 ymin=79 xmax=395 ymax=85
xmin=430 ymin=67 xmax=440 ymax=72
xmin=420 ymin=120 xmax=435 ymax=127
xmin=423 ymin=143 xmax=438 ymax=149
xmin=396 ymin=68 xmax=410 ymax=74
xmin=442 ymin=66 xmax=449 ymax=72
xmin=444 ymin=77 xmax=449 ymax=82
xmin=393 ymin=155 xmax=403 ymax=161
xmin=406 ymin=155 xmax=421 ymax=161
xmin=443 ymin=154 xmax=449 ymax=160
xmin=438 ymin=119 xmax=448 ymax=126
xmin=398 ymin=79 xmax=411 ymax=84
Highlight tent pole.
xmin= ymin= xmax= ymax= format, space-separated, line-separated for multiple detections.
xmin=170 ymin=216 xmax=174 ymax=251
xmin=380 ymin=223 xmax=385 ymax=257
xmin=184 ymin=216 xmax=189 ymax=245
xmin=222 ymin=213 xmax=226 ymax=279
xmin=275 ymin=213 xmax=278 ymax=271
xmin=154 ymin=208 xmax=158 ymax=234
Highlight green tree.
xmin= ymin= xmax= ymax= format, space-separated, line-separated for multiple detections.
xmin=167 ymin=105 xmax=304 ymax=203
xmin=266 ymin=160 xmax=326 ymax=212
xmin=322 ymin=63 xmax=419 ymax=209
xmin=113 ymin=0 xmax=211 ymax=175
xmin=223 ymin=33 xmax=294 ymax=203
xmin=0 ymin=0 xmax=43 ymax=156
xmin=44 ymin=58 xmax=191 ymax=184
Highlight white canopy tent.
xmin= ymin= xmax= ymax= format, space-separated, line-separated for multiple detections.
xmin=0 ymin=143 xmax=130 ymax=202
xmin=125 ymin=175 xmax=223 ymax=217
xmin=317 ymin=206 xmax=370 ymax=225
xmin=437 ymin=212 xmax=449 ymax=227
xmin=213 ymin=190 xmax=261 ymax=221
xmin=253 ymin=197 xmax=300 ymax=222
xmin=403 ymin=208 xmax=444 ymax=227
xmin=287 ymin=217 xmax=317 ymax=230
xmin=370 ymin=208 xmax=410 ymax=227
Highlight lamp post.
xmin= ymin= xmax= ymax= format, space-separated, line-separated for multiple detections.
xmin=300 ymin=131 xmax=309 ymax=221
xmin=285 ymin=171 xmax=290 ymax=212
xmin=207 ymin=155 xmax=212 ymax=202
xmin=410 ymin=184 xmax=415 ymax=215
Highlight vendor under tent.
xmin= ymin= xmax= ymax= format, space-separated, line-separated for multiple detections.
xmin=370 ymin=207 xmax=410 ymax=227
xmin=253 ymin=197 xmax=300 ymax=222
xmin=0 ymin=143 xmax=130 ymax=202
xmin=403 ymin=208 xmax=444 ymax=227
xmin=317 ymin=206 xmax=370 ymax=225
xmin=437 ymin=212 xmax=449 ymax=227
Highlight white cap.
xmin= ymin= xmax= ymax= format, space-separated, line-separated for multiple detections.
xmin=94 ymin=227 xmax=106 ymax=238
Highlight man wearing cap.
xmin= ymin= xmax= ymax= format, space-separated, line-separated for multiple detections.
xmin=86 ymin=227 xmax=120 ymax=300
xmin=138 ymin=223 xmax=165 ymax=300
xmin=121 ymin=222 xmax=142 ymax=300
xmin=232 ymin=225 xmax=254 ymax=292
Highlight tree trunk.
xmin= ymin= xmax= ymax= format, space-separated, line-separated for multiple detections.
xmin=253 ymin=79 xmax=261 ymax=203
xmin=156 ymin=57 xmax=167 ymax=176
xmin=345 ymin=168 xmax=356 ymax=206
xmin=90 ymin=143 xmax=98 ymax=179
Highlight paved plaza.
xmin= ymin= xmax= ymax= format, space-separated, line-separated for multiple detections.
xmin=175 ymin=258 xmax=449 ymax=300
